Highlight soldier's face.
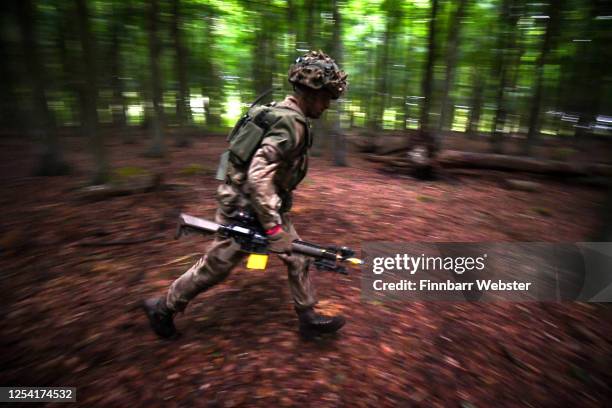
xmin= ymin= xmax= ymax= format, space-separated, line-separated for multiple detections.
xmin=305 ymin=89 xmax=333 ymax=119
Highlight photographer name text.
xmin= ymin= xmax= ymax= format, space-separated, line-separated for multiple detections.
xmin=371 ymin=254 xmax=532 ymax=292
xmin=372 ymin=279 xmax=532 ymax=291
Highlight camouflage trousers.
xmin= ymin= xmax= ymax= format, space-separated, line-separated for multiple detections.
xmin=165 ymin=210 xmax=317 ymax=313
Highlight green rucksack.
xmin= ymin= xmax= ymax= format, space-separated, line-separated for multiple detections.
xmin=215 ymin=92 xmax=311 ymax=183
xmin=215 ymin=104 xmax=277 ymax=181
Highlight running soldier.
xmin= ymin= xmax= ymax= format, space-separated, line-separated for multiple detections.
xmin=143 ymin=50 xmax=348 ymax=339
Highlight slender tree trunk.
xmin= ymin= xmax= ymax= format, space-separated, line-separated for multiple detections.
xmin=372 ymin=16 xmax=392 ymax=130
xmin=76 ymin=0 xmax=108 ymax=183
xmin=109 ymin=32 xmax=127 ymax=128
xmin=467 ymin=68 xmax=484 ymax=137
xmin=490 ymin=0 xmax=519 ymax=154
xmin=491 ymin=65 xmax=509 ymax=152
xmin=330 ymin=0 xmax=346 ymax=166
xmin=303 ymin=1 xmax=325 ymax=157
xmin=108 ymin=3 xmax=126 ymax=126
xmin=401 ymin=12 xmax=414 ymax=131
xmin=109 ymin=0 xmax=128 ymax=136
xmin=287 ymin=0 xmax=298 ymax=65
xmin=438 ymin=0 xmax=468 ymax=133
xmin=172 ymin=0 xmax=191 ymax=147
xmin=201 ymin=6 xmax=221 ymax=128
xmin=414 ymin=0 xmax=439 ymax=159
xmin=0 ymin=6 xmax=23 ymax=131
xmin=304 ymin=0 xmax=317 ymax=50
xmin=15 ymin=0 xmax=70 ymax=176
xmin=253 ymin=9 xmax=275 ymax=97
xmin=572 ymin=0 xmax=609 ymax=139
xmin=524 ymin=0 xmax=561 ymax=155
xmin=56 ymin=2 xmax=82 ymax=128
xmin=364 ymin=26 xmax=377 ymax=131
xmin=145 ymin=0 xmax=165 ymax=157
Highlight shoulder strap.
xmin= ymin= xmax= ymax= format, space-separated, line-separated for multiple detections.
xmin=251 ymin=106 xmax=275 ymax=131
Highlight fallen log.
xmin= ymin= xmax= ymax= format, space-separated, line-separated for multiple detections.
xmin=74 ymin=173 xmax=164 ymax=201
xmin=439 ymin=150 xmax=612 ymax=177
xmin=365 ymin=150 xmax=612 ymax=177
xmin=347 ymin=133 xmax=411 ymax=155
xmin=364 ymin=154 xmax=412 ymax=167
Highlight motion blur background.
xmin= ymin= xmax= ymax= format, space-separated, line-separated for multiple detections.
xmin=1 ymin=0 xmax=611 ymax=182
xmin=1 ymin=1 xmax=611 ymax=406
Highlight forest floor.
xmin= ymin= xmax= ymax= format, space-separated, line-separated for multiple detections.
xmin=0 ymin=131 xmax=610 ymax=407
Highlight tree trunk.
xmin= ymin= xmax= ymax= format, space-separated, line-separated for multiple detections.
xmin=372 ymin=13 xmax=391 ymax=130
xmin=401 ymin=11 xmax=414 ymax=131
xmin=467 ymin=67 xmax=484 ymax=137
xmin=304 ymin=0 xmax=317 ymax=50
xmin=172 ymin=0 xmax=191 ymax=147
xmin=438 ymin=0 xmax=468 ymax=133
xmin=15 ymin=0 xmax=70 ymax=176
xmin=109 ymin=0 xmax=134 ymax=148
xmin=303 ymin=1 xmax=325 ymax=157
xmin=287 ymin=0 xmax=298 ymax=66
xmin=145 ymin=0 xmax=165 ymax=157
xmin=0 ymin=5 xmax=23 ymax=131
xmin=56 ymin=2 xmax=82 ymax=128
xmin=490 ymin=0 xmax=520 ymax=154
xmin=201 ymin=6 xmax=222 ymax=129
xmin=413 ymin=0 xmax=439 ymax=163
xmin=252 ymin=5 xmax=279 ymax=99
xmin=76 ymin=0 xmax=108 ymax=183
xmin=252 ymin=12 xmax=274 ymax=98
xmin=330 ymin=0 xmax=346 ymax=166
xmin=524 ymin=0 xmax=561 ymax=155
xmin=370 ymin=0 xmax=403 ymax=131
xmin=571 ymin=0 xmax=609 ymax=139
xmin=109 ymin=0 xmax=128 ymax=138
xmin=364 ymin=26 xmax=377 ymax=131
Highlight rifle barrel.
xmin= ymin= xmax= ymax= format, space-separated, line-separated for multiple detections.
xmin=292 ymin=240 xmax=337 ymax=261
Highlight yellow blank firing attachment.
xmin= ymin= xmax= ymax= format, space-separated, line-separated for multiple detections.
xmin=246 ymin=254 xmax=268 ymax=270
xmin=346 ymin=258 xmax=364 ymax=265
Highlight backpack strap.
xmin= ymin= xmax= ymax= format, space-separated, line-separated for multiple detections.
xmin=269 ymin=106 xmax=312 ymax=152
xmin=252 ymin=107 xmax=275 ymax=132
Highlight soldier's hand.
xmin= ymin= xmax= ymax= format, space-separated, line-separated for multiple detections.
xmin=266 ymin=226 xmax=294 ymax=254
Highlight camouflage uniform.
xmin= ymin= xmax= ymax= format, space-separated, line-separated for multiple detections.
xmin=166 ymin=95 xmax=317 ymax=313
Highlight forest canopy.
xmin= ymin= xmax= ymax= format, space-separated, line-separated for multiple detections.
xmin=1 ymin=0 xmax=611 ymax=180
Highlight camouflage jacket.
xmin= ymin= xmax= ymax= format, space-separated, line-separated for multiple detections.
xmin=215 ymin=96 xmax=312 ymax=230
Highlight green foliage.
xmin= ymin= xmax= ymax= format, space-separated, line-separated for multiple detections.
xmin=5 ymin=0 xmax=610 ymax=143
xmin=114 ymin=166 xmax=148 ymax=178
xmin=179 ymin=163 xmax=215 ymax=176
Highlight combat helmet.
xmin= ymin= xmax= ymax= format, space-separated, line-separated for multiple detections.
xmin=288 ymin=50 xmax=348 ymax=99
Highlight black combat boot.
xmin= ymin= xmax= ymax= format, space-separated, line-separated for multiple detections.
xmin=296 ymin=307 xmax=346 ymax=337
xmin=142 ymin=297 xmax=178 ymax=339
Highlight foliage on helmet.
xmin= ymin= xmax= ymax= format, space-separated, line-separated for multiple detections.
xmin=288 ymin=50 xmax=348 ymax=99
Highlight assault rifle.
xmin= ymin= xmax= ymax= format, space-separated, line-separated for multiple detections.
xmin=175 ymin=213 xmax=363 ymax=275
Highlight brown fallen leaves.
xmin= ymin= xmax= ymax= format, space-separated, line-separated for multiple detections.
xmin=0 ymin=134 xmax=610 ymax=407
